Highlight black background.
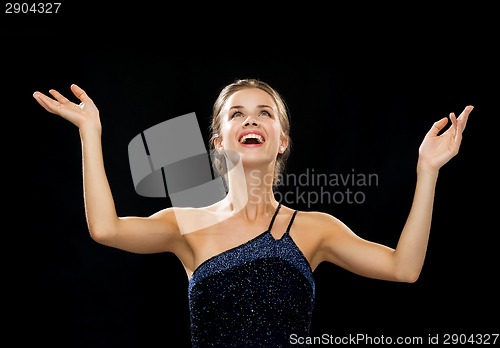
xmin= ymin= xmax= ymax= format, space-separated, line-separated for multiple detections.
xmin=3 ymin=4 xmax=499 ymax=347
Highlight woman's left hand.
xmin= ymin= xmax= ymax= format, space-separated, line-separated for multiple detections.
xmin=418 ymin=105 xmax=473 ymax=173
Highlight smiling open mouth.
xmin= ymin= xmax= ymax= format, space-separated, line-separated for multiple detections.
xmin=239 ymin=133 xmax=265 ymax=144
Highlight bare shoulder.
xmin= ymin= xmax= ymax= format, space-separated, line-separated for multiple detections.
xmin=149 ymin=206 xmax=178 ymax=220
xmin=147 ymin=206 xmax=181 ymax=232
xmin=292 ymin=209 xmax=355 ymax=246
xmin=295 ymin=210 xmax=349 ymax=235
xmin=287 ymin=209 xmax=352 ymax=270
xmin=150 ymin=205 xmax=229 ymax=236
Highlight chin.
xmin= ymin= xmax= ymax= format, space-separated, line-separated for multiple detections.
xmin=240 ymin=152 xmax=275 ymax=167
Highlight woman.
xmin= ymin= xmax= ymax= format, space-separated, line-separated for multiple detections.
xmin=33 ymin=79 xmax=472 ymax=347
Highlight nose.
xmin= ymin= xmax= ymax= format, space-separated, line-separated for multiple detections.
xmin=243 ymin=114 xmax=260 ymax=127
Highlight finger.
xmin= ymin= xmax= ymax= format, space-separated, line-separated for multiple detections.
xmin=448 ymin=112 xmax=462 ymax=142
xmin=71 ymin=84 xmax=92 ymax=104
xmin=48 ymin=88 xmax=73 ymax=105
xmin=33 ymin=91 xmax=64 ymax=114
xmin=457 ymin=105 xmax=473 ymax=132
xmin=449 ymin=112 xmax=458 ymax=127
xmin=33 ymin=92 xmax=53 ymax=113
xmin=427 ymin=117 xmax=448 ymax=137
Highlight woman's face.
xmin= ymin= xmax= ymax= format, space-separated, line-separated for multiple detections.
xmin=216 ymin=88 xmax=285 ymax=168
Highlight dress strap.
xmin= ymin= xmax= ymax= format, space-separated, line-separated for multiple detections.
xmin=267 ymin=203 xmax=282 ymax=231
xmin=285 ymin=210 xmax=299 ymax=235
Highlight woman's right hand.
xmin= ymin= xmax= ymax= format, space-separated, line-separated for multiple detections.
xmin=33 ymin=84 xmax=101 ymax=132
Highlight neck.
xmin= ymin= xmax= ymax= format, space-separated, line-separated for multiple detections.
xmin=224 ymin=164 xmax=279 ymax=218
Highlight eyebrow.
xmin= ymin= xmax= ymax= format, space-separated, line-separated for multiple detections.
xmin=229 ymin=105 xmax=274 ymax=110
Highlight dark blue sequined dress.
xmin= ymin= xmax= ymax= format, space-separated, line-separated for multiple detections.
xmin=188 ymin=204 xmax=315 ymax=347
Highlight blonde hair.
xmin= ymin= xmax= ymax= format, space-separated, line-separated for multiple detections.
xmin=209 ymin=78 xmax=291 ymax=188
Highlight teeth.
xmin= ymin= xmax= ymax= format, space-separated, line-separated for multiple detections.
xmin=239 ymin=133 xmax=264 ymax=144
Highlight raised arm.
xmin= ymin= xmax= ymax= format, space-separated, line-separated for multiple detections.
xmin=315 ymin=105 xmax=473 ymax=282
xmin=33 ymin=85 xmax=184 ymax=255
xmin=392 ymin=105 xmax=472 ymax=280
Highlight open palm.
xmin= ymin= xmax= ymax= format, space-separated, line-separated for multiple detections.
xmin=33 ymin=84 xmax=101 ymax=131
xmin=418 ymin=105 xmax=473 ymax=171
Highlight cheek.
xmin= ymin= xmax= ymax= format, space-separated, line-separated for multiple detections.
xmin=270 ymin=123 xmax=283 ymax=143
xmin=220 ymin=122 xmax=237 ymax=144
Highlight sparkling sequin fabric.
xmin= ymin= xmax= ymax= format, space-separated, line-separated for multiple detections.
xmin=188 ymin=204 xmax=315 ymax=347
